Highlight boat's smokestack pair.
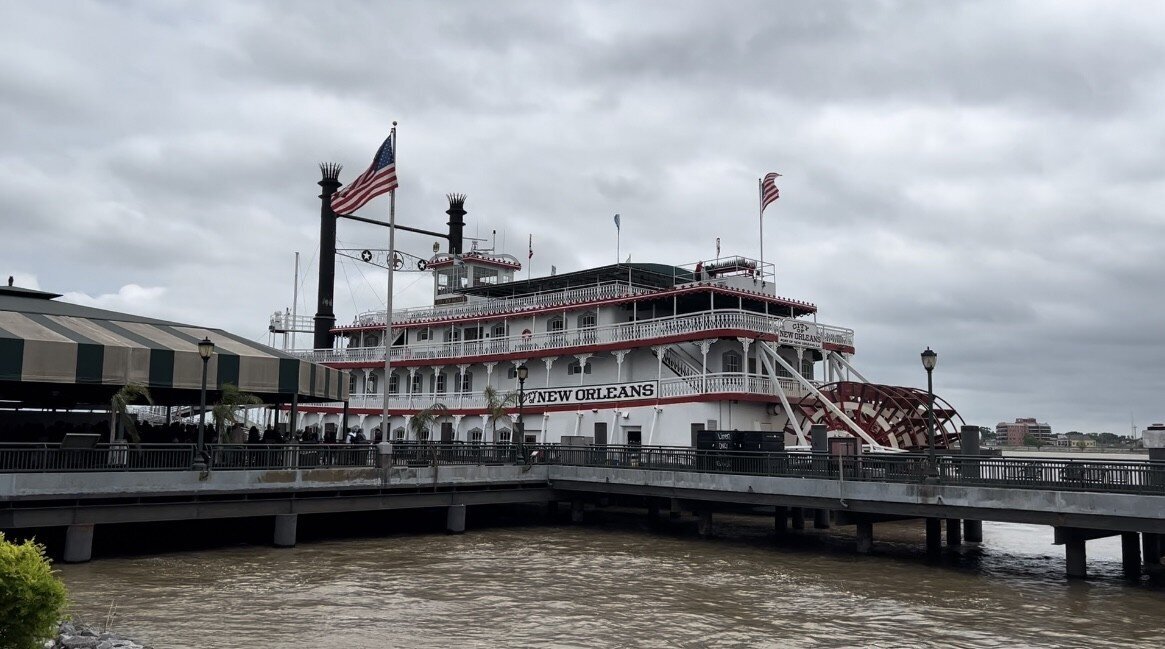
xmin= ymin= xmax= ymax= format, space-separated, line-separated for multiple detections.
xmin=312 ymin=166 xmax=466 ymax=350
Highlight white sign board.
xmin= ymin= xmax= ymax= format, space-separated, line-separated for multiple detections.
xmin=522 ymin=381 xmax=658 ymax=406
xmin=781 ymin=319 xmax=822 ymax=348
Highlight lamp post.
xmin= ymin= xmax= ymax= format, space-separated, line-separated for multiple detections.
xmin=197 ymin=337 xmax=215 ymax=466
xmin=920 ymin=347 xmax=937 ymax=473
xmin=516 ymin=364 xmax=528 ymax=446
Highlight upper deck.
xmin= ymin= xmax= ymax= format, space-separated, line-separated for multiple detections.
xmin=333 ymin=258 xmax=817 ymax=333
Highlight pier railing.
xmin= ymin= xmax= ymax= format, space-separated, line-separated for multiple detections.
xmin=1 ymin=443 xmax=1162 ymax=495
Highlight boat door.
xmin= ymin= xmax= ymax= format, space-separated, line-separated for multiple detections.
xmin=440 ymin=422 xmax=454 ymax=443
xmin=625 ymin=427 xmax=642 ymax=446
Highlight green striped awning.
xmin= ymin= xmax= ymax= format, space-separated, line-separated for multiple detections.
xmin=0 ymin=289 xmax=346 ymax=403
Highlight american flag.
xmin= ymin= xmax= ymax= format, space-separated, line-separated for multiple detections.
xmin=761 ymin=172 xmax=781 ymax=213
xmin=330 ymin=133 xmax=398 ymax=214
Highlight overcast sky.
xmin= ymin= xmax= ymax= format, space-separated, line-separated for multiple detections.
xmin=3 ymin=1 xmax=1163 ymax=435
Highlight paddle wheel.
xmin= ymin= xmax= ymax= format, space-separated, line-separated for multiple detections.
xmin=796 ymin=381 xmax=964 ymax=450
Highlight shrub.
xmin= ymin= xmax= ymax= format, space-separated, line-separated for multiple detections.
xmin=0 ymin=532 xmax=68 ymax=649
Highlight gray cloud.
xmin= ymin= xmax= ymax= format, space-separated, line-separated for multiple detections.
xmin=2 ymin=0 xmax=1163 ymax=435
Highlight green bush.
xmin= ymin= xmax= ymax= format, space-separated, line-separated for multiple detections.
xmin=0 ymin=532 xmax=68 ymax=649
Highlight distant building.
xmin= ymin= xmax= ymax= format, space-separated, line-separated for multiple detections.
xmin=996 ymin=418 xmax=1054 ymax=446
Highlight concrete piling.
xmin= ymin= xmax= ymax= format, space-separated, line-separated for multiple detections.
xmin=1122 ymin=532 xmax=1141 ymax=578
xmin=697 ymin=511 xmax=714 ymax=538
xmin=774 ymin=506 xmax=788 ymax=535
xmin=791 ymin=507 xmax=805 ymax=530
xmin=856 ymin=520 xmax=874 ymax=554
xmin=925 ymin=518 xmax=942 ymax=556
xmin=946 ymin=519 xmax=962 ymax=547
xmin=446 ymin=504 xmax=467 ymax=534
xmin=273 ymin=514 xmax=297 ymax=547
xmin=63 ymin=524 xmax=95 ymax=563
xmin=1065 ymin=534 xmax=1087 ymax=579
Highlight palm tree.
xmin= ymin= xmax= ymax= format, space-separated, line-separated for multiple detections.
xmin=212 ymin=383 xmax=263 ymax=441
xmin=409 ymin=402 xmax=449 ymax=442
xmin=110 ymin=383 xmax=153 ymax=444
xmin=482 ymin=385 xmax=520 ymax=443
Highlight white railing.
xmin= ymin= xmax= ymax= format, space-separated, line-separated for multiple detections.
xmin=300 ymin=309 xmax=788 ymax=365
xmin=820 ymin=324 xmax=855 ymax=349
xmin=351 ymin=281 xmax=657 ymax=327
xmin=269 ymin=311 xmax=314 ymax=334
xmin=340 ymin=372 xmax=808 ymax=411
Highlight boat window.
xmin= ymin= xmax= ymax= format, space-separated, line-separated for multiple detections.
xmin=507 ymin=366 xmax=518 ymax=379
xmin=436 ymin=269 xmax=453 ymax=293
xmin=410 ymin=373 xmax=424 ymax=394
xmin=448 ymin=328 xmax=462 ymax=342
xmin=492 ymin=323 xmax=507 ymax=338
xmin=474 ymin=267 xmax=500 ymax=286
xmin=349 ymin=373 xmax=358 ymax=393
xmin=577 ymin=311 xmax=596 ymax=329
xmin=435 ymin=373 xmax=448 ymax=395
xmin=365 ymin=334 xmax=379 ymax=348
xmin=801 ymin=358 xmax=815 ymax=380
xmin=468 ymin=427 xmax=484 ymax=443
xmin=459 ymin=371 xmax=473 ymax=393
xmin=497 ymin=427 xmax=512 ymax=444
xmin=567 ymin=361 xmax=593 ymax=375
xmin=367 ymin=374 xmax=378 ymax=393
xmin=387 ymin=373 xmax=400 ymax=395
xmin=417 ymin=428 xmax=430 ymax=442
xmin=463 ymin=325 xmax=483 ymax=341
xmin=416 ymin=328 xmax=431 ymax=341
xmin=393 ymin=427 xmax=406 ymax=441
xmin=722 ymin=351 xmax=742 ymax=373
xmin=547 ymin=316 xmax=564 ymax=332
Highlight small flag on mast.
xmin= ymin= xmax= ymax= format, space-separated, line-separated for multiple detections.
xmin=613 ymin=213 xmax=621 ymax=230
xmin=528 ymin=234 xmax=533 ymax=260
xmin=331 ymin=133 xmax=398 ymax=214
xmin=760 ymin=172 xmax=781 ymax=214
xmin=716 ymin=237 xmax=721 ymax=257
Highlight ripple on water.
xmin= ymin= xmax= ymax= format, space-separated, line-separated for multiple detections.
xmin=55 ymin=518 xmax=1165 ymax=649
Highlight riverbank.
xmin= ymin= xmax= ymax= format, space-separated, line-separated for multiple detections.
xmin=49 ymin=620 xmax=150 ymax=649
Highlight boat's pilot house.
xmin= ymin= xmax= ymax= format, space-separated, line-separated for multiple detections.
xmin=429 ymin=251 xmax=521 ymax=304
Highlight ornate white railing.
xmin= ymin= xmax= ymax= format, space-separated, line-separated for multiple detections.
xmin=339 ymin=372 xmax=808 ymax=411
xmin=299 ymin=309 xmax=792 ymax=365
xmin=351 ymin=281 xmax=657 ymax=327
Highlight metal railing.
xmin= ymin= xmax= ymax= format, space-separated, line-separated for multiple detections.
xmin=0 ymin=443 xmax=197 ymax=472
xmin=3 ymin=443 xmax=1161 ymax=496
xmin=543 ymin=446 xmax=1165 ymax=495
xmin=300 ymin=309 xmax=856 ymax=365
xmin=345 ymin=372 xmax=809 ymax=411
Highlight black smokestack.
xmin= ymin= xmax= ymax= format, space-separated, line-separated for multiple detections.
xmin=314 ymin=163 xmax=342 ymax=350
xmin=446 ymin=193 xmax=466 ymax=255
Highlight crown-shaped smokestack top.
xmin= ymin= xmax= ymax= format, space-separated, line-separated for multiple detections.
xmin=319 ymin=162 xmax=343 ymax=184
xmin=446 ymin=193 xmax=466 ymax=255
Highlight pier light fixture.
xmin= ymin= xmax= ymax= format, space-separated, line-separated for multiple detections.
xmin=920 ymin=347 xmax=937 ymax=474
xmin=196 ymin=337 xmax=215 ymax=468
xmin=516 ymin=365 xmax=528 ymax=448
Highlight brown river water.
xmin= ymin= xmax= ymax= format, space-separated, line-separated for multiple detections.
xmin=53 ymin=507 xmax=1165 ymax=649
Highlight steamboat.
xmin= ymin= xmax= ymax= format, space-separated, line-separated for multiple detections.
xmin=275 ymin=174 xmax=962 ymax=451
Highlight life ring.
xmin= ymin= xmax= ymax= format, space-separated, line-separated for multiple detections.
xmin=521 ymin=328 xmax=532 ymax=342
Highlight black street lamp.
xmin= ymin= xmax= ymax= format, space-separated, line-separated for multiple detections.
xmin=920 ymin=347 xmax=938 ymax=472
xmin=515 ymin=364 xmax=528 ymax=446
xmin=197 ymin=337 xmax=215 ymax=465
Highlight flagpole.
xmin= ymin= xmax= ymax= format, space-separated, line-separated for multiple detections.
xmin=757 ymin=177 xmax=764 ymax=286
xmin=381 ymin=123 xmax=397 ymax=443
xmin=617 ymin=224 xmax=621 ymax=264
